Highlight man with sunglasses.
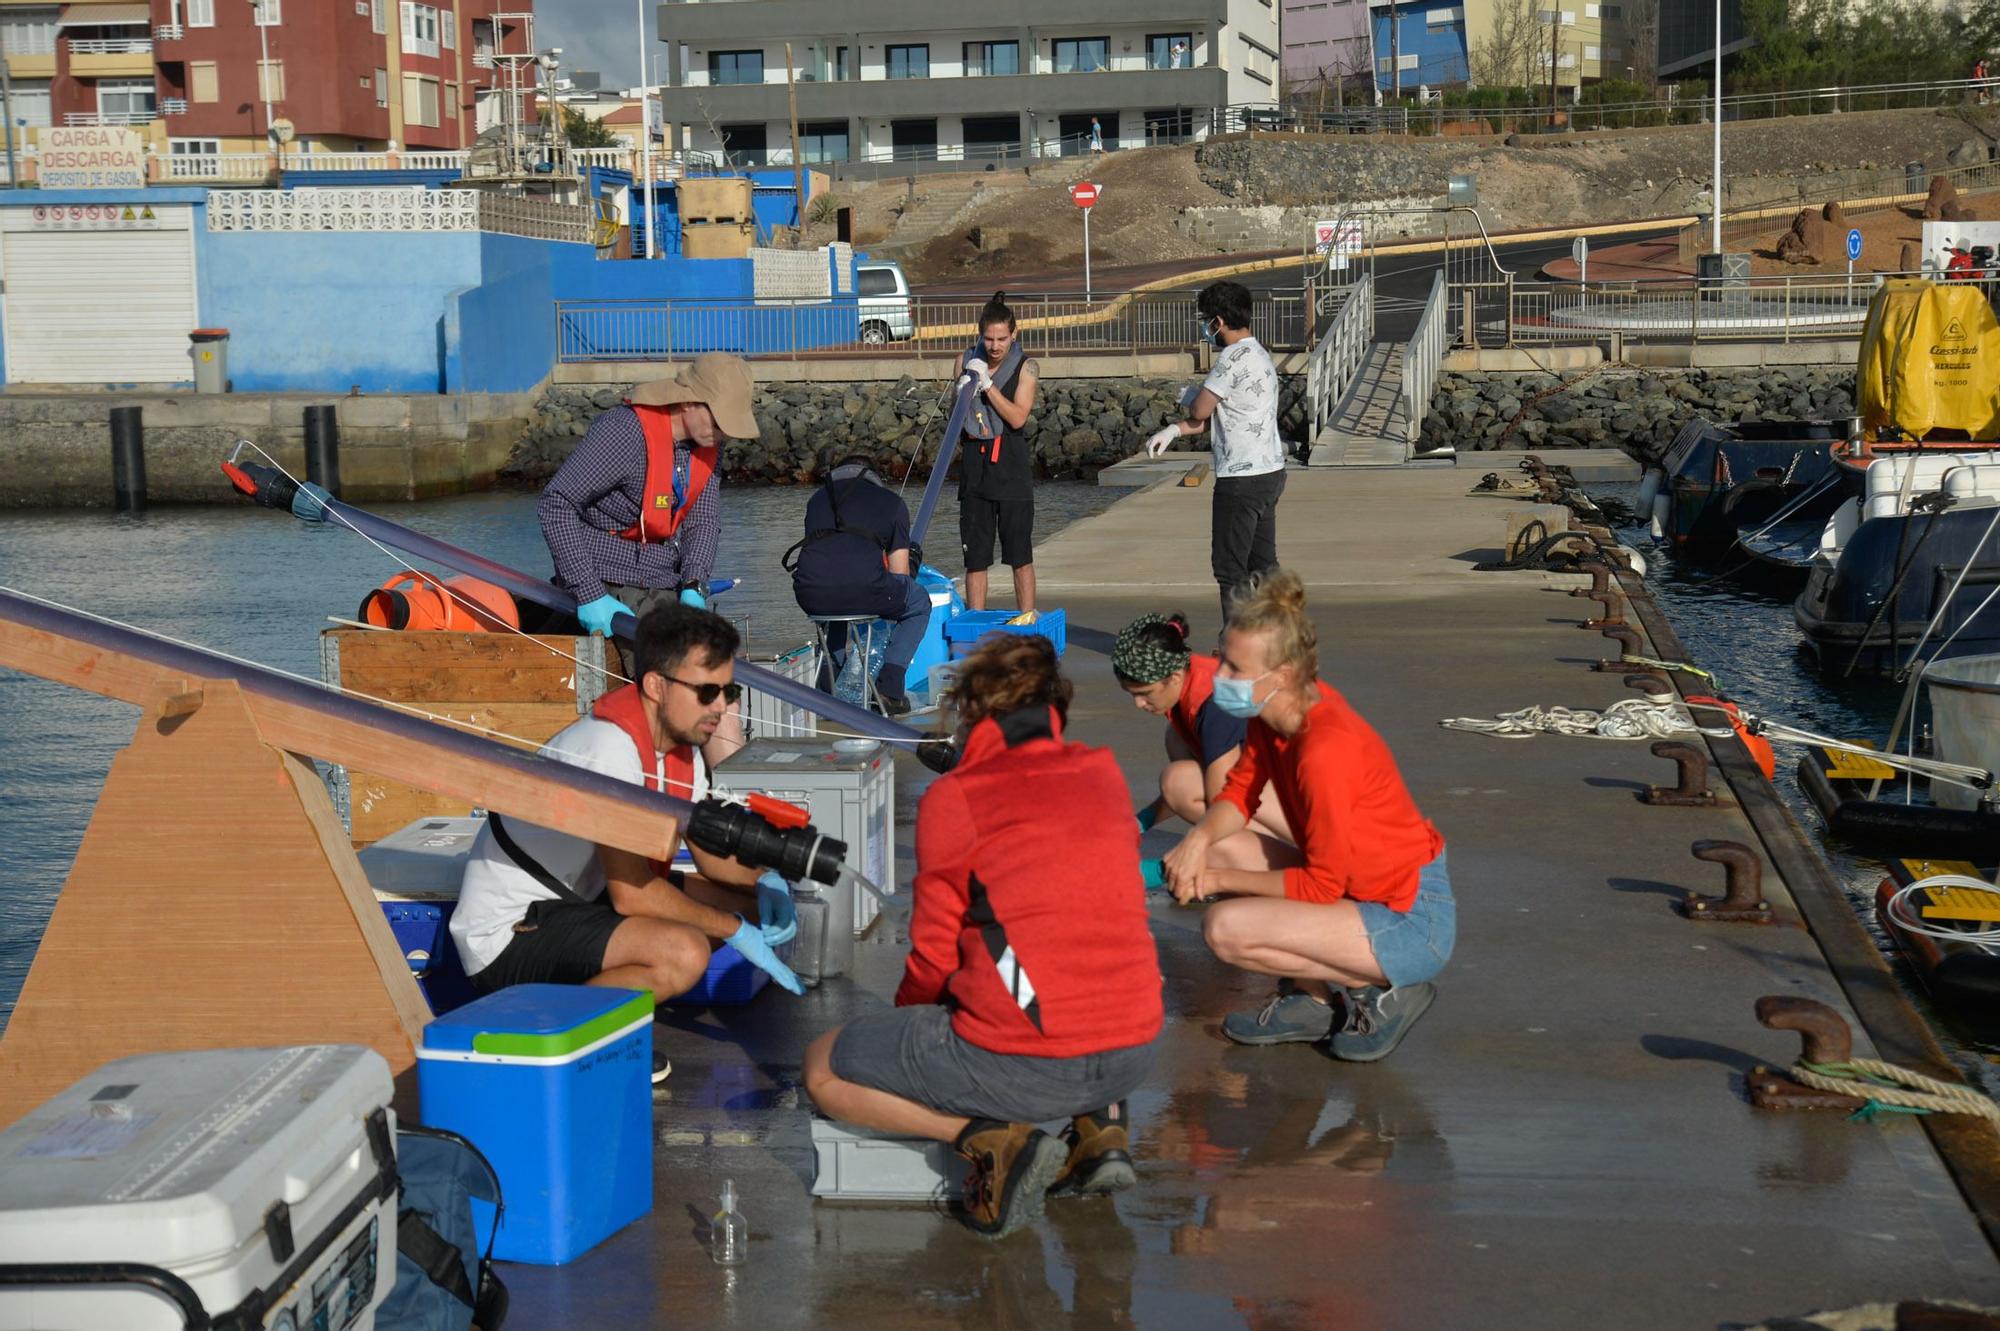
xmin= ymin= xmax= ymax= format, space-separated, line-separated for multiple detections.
xmin=452 ymin=605 xmax=804 ymax=1012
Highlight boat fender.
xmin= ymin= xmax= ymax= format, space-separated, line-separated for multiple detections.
xmin=1636 ymin=467 xmax=1665 ymax=510
xmin=1649 ymin=492 xmax=1670 ymax=541
xmin=359 ymin=571 xmax=521 ymax=633
xmin=1687 ymin=694 xmax=1776 ymax=780
xmin=1619 ymin=544 xmax=1650 ymax=578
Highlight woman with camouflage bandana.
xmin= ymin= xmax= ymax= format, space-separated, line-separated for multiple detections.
xmin=1112 ymin=611 xmax=1294 ymax=845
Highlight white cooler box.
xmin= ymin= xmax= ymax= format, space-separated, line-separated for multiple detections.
xmin=0 ymin=1045 xmax=398 ymax=1331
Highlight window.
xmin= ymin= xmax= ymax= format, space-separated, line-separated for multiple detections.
xmin=185 ymin=0 xmax=213 ymax=25
xmin=252 ymin=0 xmax=278 ymax=24
xmin=374 ymin=67 xmax=388 ymax=106
xmin=171 ymin=137 xmax=218 ymax=154
xmin=708 ymin=49 xmax=763 ymax=84
xmin=441 ymin=8 xmax=453 ymax=48
xmin=1603 ymin=43 xmax=1623 ymax=59
xmin=798 ymin=119 xmax=847 ymax=162
xmin=885 ymin=44 xmax=928 ymax=79
xmin=834 ymin=45 xmax=848 ymax=80
xmin=257 ymin=59 xmax=283 ymax=101
xmin=962 ymin=40 xmax=1018 ymax=77
xmin=445 ymin=79 xmax=457 ymax=116
xmin=1052 ymin=37 xmax=1108 ymax=74
xmin=1376 ymin=52 xmax=1419 ymax=71
xmin=190 ymin=60 xmax=218 ymax=102
xmin=857 ymin=268 xmax=897 ymax=296
xmin=402 ymin=2 xmax=439 ymax=58
xmin=1584 ymin=43 xmax=1600 ymax=58
xmin=402 ymin=71 xmax=439 ymax=125
xmin=0 ymin=9 xmax=57 ymax=58
xmin=97 ymin=78 xmax=156 ymax=119
xmin=718 ymin=122 xmax=766 ymax=165
xmin=357 ymin=1 xmax=369 ymax=13
xmin=372 ymin=0 xmax=385 ymax=33
xmin=8 ymin=80 xmax=50 ymax=128
xmin=1586 ymin=3 xmax=1623 ymax=15
xmin=1148 ymin=33 xmax=1193 ymax=70
xmin=1426 ymin=6 xmax=1463 ymax=24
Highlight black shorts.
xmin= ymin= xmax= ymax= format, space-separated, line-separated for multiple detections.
xmin=470 ymin=898 xmax=625 ymax=994
xmin=960 ymin=496 xmax=1034 ymax=571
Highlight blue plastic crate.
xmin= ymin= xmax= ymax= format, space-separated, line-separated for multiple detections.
xmin=669 ymin=941 xmax=775 ymax=1006
xmin=942 ymin=608 xmax=1066 ymax=659
xmin=379 ymin=899 xmax=477 ymax=1015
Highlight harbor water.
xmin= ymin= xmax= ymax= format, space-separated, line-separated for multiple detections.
xmin=0 ymin=481 xmax=1124 ymax=1028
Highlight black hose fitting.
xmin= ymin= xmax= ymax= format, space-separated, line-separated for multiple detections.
xmin=685 ymin=799 xmax=847 ymax=885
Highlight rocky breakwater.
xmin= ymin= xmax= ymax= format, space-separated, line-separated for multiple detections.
xmin=1421 ymin=365 xmax=1857 ymax=462
xmin=505 ymin=376 xmax=1308 ymax=485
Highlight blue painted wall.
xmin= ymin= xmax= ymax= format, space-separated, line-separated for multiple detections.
xmin=449 ymin=233 xmax=592 ymax=394
xmin=201 ymin=230 xmax=484 ymax=393
xmin=1373 ymin=1 xmax=1470 ymax=89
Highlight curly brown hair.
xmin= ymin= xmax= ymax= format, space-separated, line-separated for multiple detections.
xmin=947 ymin=633 xmax=1072 ymax=729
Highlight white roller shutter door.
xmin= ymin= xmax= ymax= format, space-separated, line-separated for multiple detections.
xmin=2 ymin=206 xmax=198 ymax=384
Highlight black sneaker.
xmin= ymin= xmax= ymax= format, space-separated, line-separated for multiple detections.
xmin=1328 ymin=984 xmax=1437 ymax=1063
xmin=875 ymin=691 xmax=911 ymax=717
xmin=1221 ymin=984 xmax=1340 ymax=1046
xmin=651 ymin=1050 xmax=672 ymax=1084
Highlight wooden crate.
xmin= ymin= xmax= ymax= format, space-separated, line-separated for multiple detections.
xmin=322 ymin=629 xmax=613 ymax=846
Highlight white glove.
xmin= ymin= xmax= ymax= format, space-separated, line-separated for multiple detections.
xmin=1145 ymin=424 xmax=1181 ymax=458
xmin=964 ymin=357 xmax=994 ymax=392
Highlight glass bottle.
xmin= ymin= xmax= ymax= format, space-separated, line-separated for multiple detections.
xmin=711 ymin=1178 xmax=748 ymax=1266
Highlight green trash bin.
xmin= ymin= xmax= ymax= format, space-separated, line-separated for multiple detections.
xmin=189 ymin=327 xmax=229 ymax=393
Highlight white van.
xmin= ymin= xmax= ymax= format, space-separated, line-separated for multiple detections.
xmin=856 ymin=260 xmax=915 ymax=344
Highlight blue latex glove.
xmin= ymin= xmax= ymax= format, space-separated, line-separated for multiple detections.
xmin=1136 ymin=805 xmax=1159 ymax=833
xmin=755 ymin=871 xmax=798 ymax=946
xmin=678 ymin=586 xmax=708 ymax=610
xmin=576 ymin=594 xmax=625 ymax=637
xmin=727 ymin=917 xmax=804 ymax=995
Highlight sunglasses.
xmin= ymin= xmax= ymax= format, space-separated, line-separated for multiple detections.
xmin=659 ymin=673 xmax=742 ymax=706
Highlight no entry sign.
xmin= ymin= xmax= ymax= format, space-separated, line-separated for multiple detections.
xmin=1070 ymin=182 xmax=1100 ymax=209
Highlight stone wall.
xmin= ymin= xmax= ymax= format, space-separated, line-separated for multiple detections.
xmin=1176 ymin=198 xmax=1443 ymax=252
xmin=1421 ymin=365 xmax=1857 ymax=461
xmin=505 ymin=376 xmax=1311 ymax=485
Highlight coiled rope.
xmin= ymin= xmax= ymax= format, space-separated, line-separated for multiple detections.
xmin=1788 ymin=1058 xmax=2000 ymax=1123
xmin=1439 ymin=699 xmax=1729 ymax=741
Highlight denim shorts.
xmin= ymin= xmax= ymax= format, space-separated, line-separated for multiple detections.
xmin=831 ymin=1004 xmax=1158 ymax=1125
xmin=1354 ymin=849 xmax=1455 ymax=988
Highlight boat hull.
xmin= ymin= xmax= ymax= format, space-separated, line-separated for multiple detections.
xmin=1796 ymin=504 xmax=2000 ymax=675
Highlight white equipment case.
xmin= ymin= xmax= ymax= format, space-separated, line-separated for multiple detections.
xmin=0 ymin=1045 xmax=398 ymax=1331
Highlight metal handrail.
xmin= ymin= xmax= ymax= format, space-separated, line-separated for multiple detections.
xmin=1403 ymin=272 xmax=1448 ymax=445
xmin=554 ymin=291 xmax=1306 ymax=363
xmin=1505 ymin=268 xmax=1924 ymax=345
xmin=1306 ymin=275 xmax=1374 ymax=440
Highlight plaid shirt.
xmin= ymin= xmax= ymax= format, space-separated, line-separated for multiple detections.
xmin=536 ymin=404 xmax=721 ymax=603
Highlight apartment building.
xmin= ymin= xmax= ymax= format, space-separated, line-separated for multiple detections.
xmin=1282 ymin=0 xmax=1373 ymax=95
xmin=0 ymin=0 xmax=524 ymax=162
xmin=650 ymin=0 xmax=1282 ymax=164
xmin=1368 ymin=0 xmax=1632 ymax=93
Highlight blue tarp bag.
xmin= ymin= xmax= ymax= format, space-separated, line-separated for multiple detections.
xmin=379 ymin=1124 xmax=508 ymax=1331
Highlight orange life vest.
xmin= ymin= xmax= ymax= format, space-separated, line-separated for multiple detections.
xmin=618 ymin=404 xmax=719 ymax=544
xmin=592 ymin=682 xmax=698 ymax=876
xmin=1167 ymin=654 xmax=1224 ymax=760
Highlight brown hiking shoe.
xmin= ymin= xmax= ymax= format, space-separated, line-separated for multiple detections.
xmin=954 ymin=1119 xmax=1068 ymax=1237
xmin=1050 ymin=1101 xmax=1137 ymax=1197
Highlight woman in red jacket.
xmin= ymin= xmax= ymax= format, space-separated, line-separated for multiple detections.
xmin=1115 ymin=610 xmax=1294 ymax=841
xmin=803 ymin=635 xmax=1163 ymax=1238
xmin=1163 ymin=570 xmax=1453 ymax=1063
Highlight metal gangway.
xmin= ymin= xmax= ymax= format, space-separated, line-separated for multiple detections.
xmin=1302 ymin=206 xmax=1509 ymax=466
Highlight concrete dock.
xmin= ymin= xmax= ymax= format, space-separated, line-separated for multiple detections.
xmin=509 ymin=465 xmax=2000 ymax=1328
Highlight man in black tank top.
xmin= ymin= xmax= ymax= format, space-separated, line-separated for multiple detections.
xmin=958 ymin=295 xmax=1042 ymax=618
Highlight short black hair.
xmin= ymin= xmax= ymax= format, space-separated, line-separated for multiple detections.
xmin=633 ymin=603 xmax=739 ymax=682
xmin=1197 ymin=280 xmax=1253 ymax=332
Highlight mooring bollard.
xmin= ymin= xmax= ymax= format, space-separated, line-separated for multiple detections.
xmin=1571 ymin=561 xmax=1614 ymax=597
xmin=1593 ymin=624 xmax=1648 ymax=673
xmin=1623 ymin=673 xmax=1671 ymax=699
xmin=1641 ymin=741 xmax=1716 ymax=807
xmin=304 ymin=404 xmax=342 ymax=498
xmin=1579 ymin=589 xmax=1626 ymax=630
xmin=1747 ymin=997 xmax=1869 ymax=1112
xmin=110 ymin=405 xmax=145 ymax=515
xmin=1681 ymin=839 xmax=1776 ymax=924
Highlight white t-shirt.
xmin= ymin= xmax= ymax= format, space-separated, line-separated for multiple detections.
xmin=450 ymin=714 xmax=709 ymax=975
xmin=1202 ymin=336 xmax=1286 ymax=479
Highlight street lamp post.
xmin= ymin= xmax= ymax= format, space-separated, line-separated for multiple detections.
xmin=636 ymin=0 xmax=653 ymax=259
xmin=1711 ymin=0 xmax=1722 ymax=253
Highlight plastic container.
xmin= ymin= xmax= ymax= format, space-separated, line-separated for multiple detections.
xmin=356 ymin=815 xmax=485 ymax=1015
xmin=943 ymin=607 xmax=1067 ymax=660
xmin=714 ymin=738 xmax=895 ymax=955
xmin=1925 ymin=652 xmax=2000 ymax=811
xmin=417 ymin=985 xmax=654 ymax=1265
xmin=742 ymin=642 xmax=818 ymax=741
xmin=0 ymin=1045 xmax=396 ymax=1331
xmin=810 ymin=1116 xmax=963 ymax=1202
xmin=902 ymin=565 xmax=965 ymax=696
xmin=189 ymin=327 xmax=228 ymax=394
xmin=669 ymin=934 xmax=798 ymax=1005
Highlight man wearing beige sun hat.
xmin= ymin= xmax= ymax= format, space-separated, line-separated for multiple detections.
xmin=537 ymin=352 xmax=760 ymax=639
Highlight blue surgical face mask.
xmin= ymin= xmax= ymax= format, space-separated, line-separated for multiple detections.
xmin=1212 ymin=668 xmax=1273 ymax=719
xmin=1197 ymin=317 xmax=1221 ymax=347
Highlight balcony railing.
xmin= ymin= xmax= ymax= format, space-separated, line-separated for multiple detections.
xmin=63 ymin=110 xmax=156 ymax=126
xmin=160 ymin=97 xmax=188 ymax=115
xmin=67 ymin=37 xmax=155 ymax=55
xmin=155 ymin=23 xmax=184 ymax=40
